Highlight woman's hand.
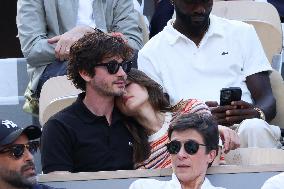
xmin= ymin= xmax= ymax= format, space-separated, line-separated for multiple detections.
xmin=218 ymin=125 xmax=240 ymax=153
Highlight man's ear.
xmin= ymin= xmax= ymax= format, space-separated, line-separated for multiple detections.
xmin=208 ymin=149 xmax=217 ymax=164
xmin=79 ymin=70 xmax=92 ymax=82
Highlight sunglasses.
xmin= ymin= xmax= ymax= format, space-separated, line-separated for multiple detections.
xmin=0 ymin=141 xmax=39 ymax=159
xmin=166 ymin=140 xmax=207 ymax=155
xmin=94 ymin=60 xmax=132 ymax=74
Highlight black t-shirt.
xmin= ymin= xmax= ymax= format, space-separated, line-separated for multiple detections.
xmin=41 ymin=93 xmax=134 ymax=173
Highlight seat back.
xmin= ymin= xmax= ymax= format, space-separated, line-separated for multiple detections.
xmin=0 ymin=58 xmax=34 ymax=126
xmin=269 ymin=70 xmax=284 ymax=127
xmin=40 ymin=95 xmax=78 ymax=126
xmin=39 ymin=76 xmax=81 ymax=126
xmin=245 ymin=20 xmax=282 ymax=65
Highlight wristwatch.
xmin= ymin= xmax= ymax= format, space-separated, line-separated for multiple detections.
xmin=254 ymin=107 xmax=266 ymax=121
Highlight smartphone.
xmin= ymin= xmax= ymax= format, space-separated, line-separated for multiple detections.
xmin=220 ymin=87 xmax=242 ymax=106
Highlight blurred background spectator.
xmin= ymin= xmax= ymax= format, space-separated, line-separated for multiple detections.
xmin=0 ymin=1 xmax=22 ymax=58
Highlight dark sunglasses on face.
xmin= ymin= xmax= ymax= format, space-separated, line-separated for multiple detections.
xmin=0 ymin=141 xmax=39 ymax=159
xmin=166 ymin=139 xmax=207 ymax=155
xmin=94 ymin=60 xmax=132 ymax=74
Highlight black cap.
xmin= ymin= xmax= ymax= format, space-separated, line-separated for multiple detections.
xmin=0 ymin=120 xmax=41 ymax=147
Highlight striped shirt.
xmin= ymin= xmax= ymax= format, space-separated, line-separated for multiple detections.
xmin=135 ymin=99 xmax=210 ymax=169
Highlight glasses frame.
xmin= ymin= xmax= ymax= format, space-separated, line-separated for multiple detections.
xmin=94 ymin=60 xmax=132 ymax=74
xmin=166 ymin=139 xmax=207 ymax=155
xmin=0 ymin=141 xmax=39 ymax=159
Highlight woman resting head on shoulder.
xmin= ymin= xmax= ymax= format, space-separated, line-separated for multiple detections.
xmin=116 ymin=69 xmax=240 ymax=169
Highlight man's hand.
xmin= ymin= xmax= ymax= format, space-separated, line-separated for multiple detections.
xmin=110 ymin=32 xmax=128 ymax=43
xmin=225 ymin=100 xmax=259 ymax=125
xmin=48 ymin=25 xmax=95 ymax=61
xmin=204 ymin=101 xmax=218 ymax=108
xmin=218 ymin=125 xmax=240 ymax=153
xmin=205 ymin=101 xmax=235 ymax=126
xmin=206 ymin=100 xmax=259 ymax=126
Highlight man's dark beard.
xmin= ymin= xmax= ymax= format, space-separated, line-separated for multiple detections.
xmin=0 ymin=161 xmax=36 ymax=189
xmin=175 ymin=6 xmax=210 ymax=36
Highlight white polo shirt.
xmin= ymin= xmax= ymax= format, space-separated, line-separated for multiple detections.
xmin=76 ymin=0 xmax=96 ymax=28
xmin=261 ymin=172 xmax=284 ymax=189
xmin=138 ymin=15 xmax=272 ymax=105
xmin=129 ymin=173 xmax=225 ymax=189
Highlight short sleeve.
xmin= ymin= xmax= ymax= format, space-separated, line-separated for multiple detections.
xmin=138 ymin=50 xmax=165 ymax=90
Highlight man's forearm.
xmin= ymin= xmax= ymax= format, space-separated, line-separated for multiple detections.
xmin=254 ymin=97 xmax=276 ymax=122
xmin=246 ymin=72 xmax=276 ymax=122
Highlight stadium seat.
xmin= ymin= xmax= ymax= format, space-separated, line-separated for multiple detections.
xmin=0 ymin=58 xmax=34 ymax=126
xmin=39 ymin=75 xmax=81 ymax=126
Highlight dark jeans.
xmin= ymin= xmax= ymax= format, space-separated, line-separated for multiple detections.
xmin=36 ymin=60 xmax=67 ymax=98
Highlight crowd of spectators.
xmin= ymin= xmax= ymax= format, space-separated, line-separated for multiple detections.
xmin=4 ymin=0 xmax=283 ymax=188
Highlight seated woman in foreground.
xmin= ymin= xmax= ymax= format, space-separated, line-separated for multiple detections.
xmin=116 ymin=69 xmax=240 ymax=169
xmin=129 ymin=113 xmax=226 ymax=189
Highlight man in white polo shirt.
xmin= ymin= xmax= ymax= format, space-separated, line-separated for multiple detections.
xmin=138 ymin=0 xmax=282 ymax=148
xmin=17 ymin=0 xmax=143 ymax=115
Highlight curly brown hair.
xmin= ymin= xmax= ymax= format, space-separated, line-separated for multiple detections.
xmin=68 ymin=30 xmax=134 ymax=91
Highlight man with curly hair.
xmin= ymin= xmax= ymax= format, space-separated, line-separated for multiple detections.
xmin=40 ymin=30 xmax=135 ymax=173
xmin=17 ymin=0 xmax=143 ymax=115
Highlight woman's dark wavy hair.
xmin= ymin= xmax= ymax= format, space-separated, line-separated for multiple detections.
xmin=127 ymin=69 xmax=170 ymax=112
xmin=68 ymin=29 xmax=133 ymax=91
xmin=124 ymin=69 xmax=171 ymax=164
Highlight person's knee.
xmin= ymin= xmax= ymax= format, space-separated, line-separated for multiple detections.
xmin=238 ymin=118 xmax=267 ymax=135
xmin=238 ymin=118 xmax=282 ymax=148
